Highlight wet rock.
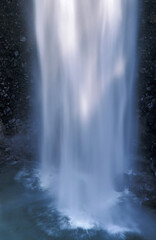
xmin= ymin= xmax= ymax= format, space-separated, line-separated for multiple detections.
xmin=0 ymin=0 xmax=33 ymax=134
xmin=14 ymin=50 xmax=19 ymax=57
xmin=5 ymin=147 xmax=11 ymax=152
xmin=142 ymin=200 xmax=156 ymax=209
xmin=8 ymin=118 xmax=15 ymax=124
xmin=138 ymin=0 xmax=156 ymax=198
xmin=150 ymin=159 xmax=156 ymax=176
xmin=0 ymin=119 xmax=5 ymax=138
xmin=20 ymin=36 xmax=26 ymax=42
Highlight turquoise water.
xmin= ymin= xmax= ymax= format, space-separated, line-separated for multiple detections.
xmin=0 ymin=162 xmax=155 ymax=240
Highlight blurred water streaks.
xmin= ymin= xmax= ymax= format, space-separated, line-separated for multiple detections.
xmin=34 ymin=0 xmax=138 ymax=230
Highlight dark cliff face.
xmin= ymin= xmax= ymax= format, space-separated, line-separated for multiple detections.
xmin=138 ymin=0 xmax=156 ymax=175
xmin=0 ymin=0 xmax=34 ymax=135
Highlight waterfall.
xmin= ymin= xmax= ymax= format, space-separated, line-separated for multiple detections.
xmin=34 ymin=0 xmax=138 ymax=229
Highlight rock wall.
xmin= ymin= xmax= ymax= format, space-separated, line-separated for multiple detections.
xmin=138 ymin=0 xmax=156 ymax=176
xmin=0 ymin=0 xmax=33 ymax=135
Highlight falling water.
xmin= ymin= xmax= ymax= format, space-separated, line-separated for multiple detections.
xmin=34 ymin=0 xmax=138 ymax=230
